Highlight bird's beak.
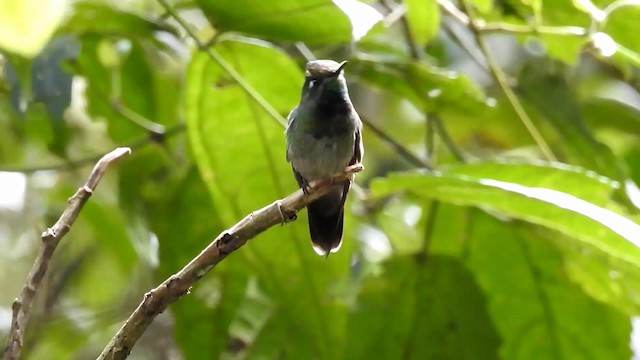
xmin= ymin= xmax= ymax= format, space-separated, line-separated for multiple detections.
xmin=335 ymin=61 xmax=348 ymax=75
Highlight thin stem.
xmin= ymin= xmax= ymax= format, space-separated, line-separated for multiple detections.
xmin=437 ymin=0 xmax=587 ymax=37
xmin=426 ymin=113 xmax=436 ymax=166
xmin=0 ymin=125 xmax=184 ymax=174
xmin=379 ymin=0 xmax=421 ymax=60
xmin=603 ymin=0 xmax=640 ymax=19
xmin=459 ymin=0 xmax=557 ymax=161
xmin=361 ymin=117 xmax=432 ymax=170
xmin=432 ymin=114 xmax=467 ymax=162
xmin=157 ymin=0 xmax=286 ymax=127
xmin=441 ymin=21 xmax=490 ymax=72
xmin=3 ymin=148 xmax=131 ymax=360
xmin=110 ymin=97 xmax=165 ymax=135
xmin=480 ymin=23 xmax=587 ymax=36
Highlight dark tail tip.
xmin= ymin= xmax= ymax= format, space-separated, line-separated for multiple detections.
xmin=308 ymin=202 xmax=344 ymax=257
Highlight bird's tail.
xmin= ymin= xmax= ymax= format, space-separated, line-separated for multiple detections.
xmin=307 ymin=184 xmax=348 ymax=257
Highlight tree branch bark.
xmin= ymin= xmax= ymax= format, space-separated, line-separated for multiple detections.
xmin=2 ymin=147 xmax=132 ymax=360
xmin=97 ymin=163 xmax=364 ymax=360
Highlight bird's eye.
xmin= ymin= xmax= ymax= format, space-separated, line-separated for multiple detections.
xmin=308 ymin=79 xmax=317 ymax=89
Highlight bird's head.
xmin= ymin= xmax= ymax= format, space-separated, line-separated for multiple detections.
xmin=300 ymin=60 xmax=348 ymax=103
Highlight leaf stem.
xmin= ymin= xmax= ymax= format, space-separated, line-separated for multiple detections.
xmin=459 ymin=0 xmax=557 ymax=161
xmin=157 ymin=0 xmax=286 ymax=127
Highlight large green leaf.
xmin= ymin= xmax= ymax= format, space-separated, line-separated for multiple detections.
xmin=371 ymin=162 xmax=640 ymax=266
xmin=343 ymin=256 xmax=500 ymax=359
xmin=195 ymin=0 xmax=352 ymax=43
xmin=0 ymin=0 xmax=68 ymax=57
xmin=147 ymin=166 xmax=244 ymax=358
xmin=57 ymin=1 xmax=177 ymax=37
xmin=185 ymin=38 xmax=353 ymax=358
xmin=403 ymin=0 xmax=440 ymax=46
xmin=467 ymin=213 xmax=631 ymax=359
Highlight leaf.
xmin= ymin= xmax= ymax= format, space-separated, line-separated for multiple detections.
xmin=195 ymin=0 xmax=353 ymax=43
xmin=403 ymin=0 xmax=440 ymax=45
xmin=343 ymin=255 xmax=500 ymax=359
xmin=146 ymin=166 xmax=242 ymax=358
xmin=371 ymin=162 xmax=640 ymax=267
xmin=3 ymin=37 xmax=78 ymax=155
xmin=518 ymin=60 xmax=627 ymax=182
xmin=349 ymin=58 xmax=487 ymax=115
xmin=582 ymin=97 xmax=640 ymax=134
xmin=57 ymin=1 xmax=177 ymax=37
xmin=467 ymin=213 xmax=631 ymax=359
xmin=185 ymin=38 xmax=352 ymax=358
xmin=468 ymin=0 xmax=493 ymax=14
xmin=0 ymin=0 xmax=69 ymax=57
xmin=539 ymin=226 xmax=640 ymax=315
xmin=75 ymin=36 xmax=177 ymax=142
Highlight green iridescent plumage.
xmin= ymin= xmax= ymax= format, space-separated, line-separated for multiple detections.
xmin=285 ymin=60 xmax=363 ymax=257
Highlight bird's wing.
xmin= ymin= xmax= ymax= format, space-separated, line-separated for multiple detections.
xmin=350 ymin=116 xmax=364 ymax=166
xmin=285 ymin=107 xmax=298 ymax=162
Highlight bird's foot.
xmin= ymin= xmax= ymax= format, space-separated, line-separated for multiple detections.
xmin=275 ymin=200 xmax=297 ymax=225
xmin=300 ymin=178 xmax=312 ymax=195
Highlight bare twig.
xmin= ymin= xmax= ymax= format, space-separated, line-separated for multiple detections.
xmin=97 ymin=164 xmax=364 ymax=360
xmin=2 ymin=147 xmax=131 ymax=360
xmin=361 ymin=117 xmax=432 ymax=170
xmin=0 ymin=125 xmax=184 ymax=174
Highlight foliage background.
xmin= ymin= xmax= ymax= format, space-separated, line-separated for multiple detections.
xmin=2 ymin=0 xmax=640 ymax=359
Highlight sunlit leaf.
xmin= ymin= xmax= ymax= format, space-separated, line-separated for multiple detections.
xmin=403 ymin=0 xmax=440 ymax=46
xmin=371 ymin=162 xmax=640 ymax=266
xmin=468 ymin=213 xmax=631 ymax=359
xmin=344 ymin=256 xmax=500 ymax=359
xmin=195 ymin=0 xmax=352 ymax=43
xmin=0 ymin=0 xmax=68 ymax=57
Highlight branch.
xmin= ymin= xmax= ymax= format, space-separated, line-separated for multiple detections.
xmin=2 ymin=147 xmax=131 ymax=360
xmin=0 ymin=125 xmax=184 ymax=174
xmin=97 ymin=164 xmax=363 ymax=360
xmin=437 ymin=0 xmax=587 ymax=37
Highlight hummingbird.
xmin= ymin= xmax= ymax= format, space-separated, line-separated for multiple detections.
xmin=285 ymin=60 xmax=364 ymax=257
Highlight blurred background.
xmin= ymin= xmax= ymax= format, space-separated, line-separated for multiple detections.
xmin=2 ymin=0 xmax=640 ymax=359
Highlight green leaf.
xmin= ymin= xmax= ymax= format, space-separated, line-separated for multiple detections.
xmin=518 ymin=60 xmax=627 ymax=182
xmin=468 ymin=0 xmax=493 ymax=14
xmin=350 ymin=58 xmax=487 ymax=114
xmin=467 ymin=213 xmax=631 ymax=359
xmin=371 ymin=162 xmax=640 ymax=267
xmin=0 ymin=0 xmax=68 ymax=57
xmin=343 ymin=256 xmax=500 ymax=359
xmin=58 ymin=1 xmax=177 ymax=37
xmin=403 ymin=0 xmax=440 ymax=45
xmin=147 ymin=167 xmax=239 ymax=358
xmin=195 ymin=0 xmax=352 ymax=43
xmin=540 ymin=227 xmax=640 ymax=315
xmin=75 ymin=36 xmax=175 ymax=142
xmin=582 ymin=97 xmax=640 ymax=134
